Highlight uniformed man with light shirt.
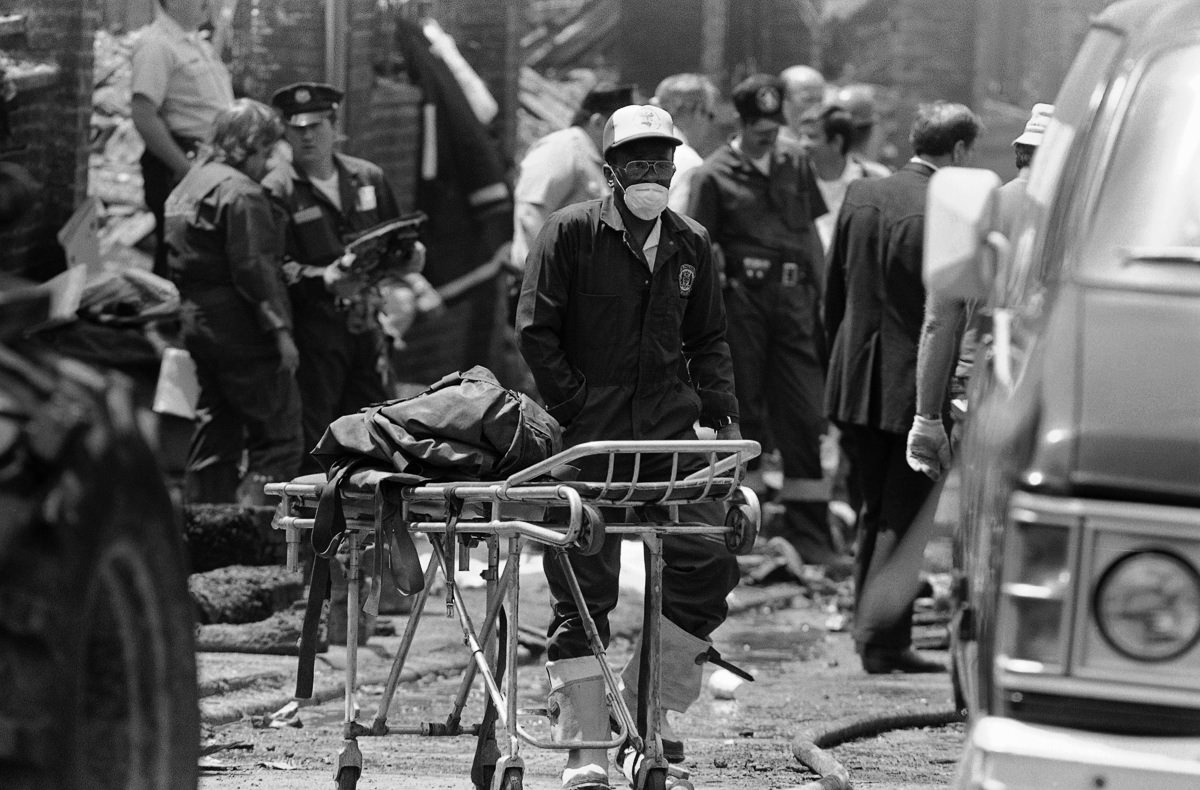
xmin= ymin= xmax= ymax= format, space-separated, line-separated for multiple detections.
xmin=131 ymin=0 xmax=235 ymax=277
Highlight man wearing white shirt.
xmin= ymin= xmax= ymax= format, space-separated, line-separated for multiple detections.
xmin=797 ymin=103 xmax=879 ymax=251
xmin=651 ymin=73 xmax=719 ymax=215
xmin=132 ymin=0 xmax=234 ymax=276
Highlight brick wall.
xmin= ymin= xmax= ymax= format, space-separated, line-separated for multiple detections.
xmin=0 ymin=0 xmax=98 ymax=278
xmin=226 ymin=0 xmax=324 ymax=102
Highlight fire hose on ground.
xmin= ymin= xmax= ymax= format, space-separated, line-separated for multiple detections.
xmin=787 ymin=706 xmax=965 ymax=790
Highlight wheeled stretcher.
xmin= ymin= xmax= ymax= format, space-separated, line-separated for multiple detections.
xmin=265 ymin=439 xmax=762 ymax=790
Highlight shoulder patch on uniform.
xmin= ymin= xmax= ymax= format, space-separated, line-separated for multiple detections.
xmin=679 ymin=263 xmax=696 ymax=296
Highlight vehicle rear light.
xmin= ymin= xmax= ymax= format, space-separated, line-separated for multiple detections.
xmin=1094 ymin=550 xmax=1200 ymax=662
xmin=1000 ymin=515 xmax=1073 ymax=668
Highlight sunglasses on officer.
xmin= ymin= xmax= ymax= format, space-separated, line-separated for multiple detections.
xmin=616 ymin=160 xmax=677 ymax=180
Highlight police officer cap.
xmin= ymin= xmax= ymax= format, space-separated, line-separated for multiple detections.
xmin=732 ymin=74 xmax=786 ymax=124
xmin=602 ymin=105 xmax=683 ymax=156
xmin=271 ymin=82 xmax=343 ymax=127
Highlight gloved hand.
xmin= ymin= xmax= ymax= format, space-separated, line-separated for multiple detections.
xmin=907 ymin=415 xmax=951 ymax=481
xmin=322 ymin=252 xmax=361 ymax=298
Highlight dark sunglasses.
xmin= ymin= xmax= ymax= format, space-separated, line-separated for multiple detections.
xmin=619 ymin=160 xmax=677 ymax=180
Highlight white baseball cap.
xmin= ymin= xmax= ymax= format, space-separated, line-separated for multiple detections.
xmin=1013 ymin=103 xmax=1054 ymax=146
xmin=602 ymin=105 xmax=683 ymax=155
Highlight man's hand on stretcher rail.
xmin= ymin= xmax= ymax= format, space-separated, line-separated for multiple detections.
xmin=716 ymin=421 xmax=742 ymax=441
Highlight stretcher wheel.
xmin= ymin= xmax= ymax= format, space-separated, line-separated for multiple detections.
xmin=642 ymin=766 xmax=669 ymax=790
xmin=575 ymin=504 xmax=606 ymax=556
xmin=497 ymin=767 xmax=524 ymax=790
xmin=723 ymin=487 xmax=761 ymax=555
xmin=336 ymin=766 xmax=360 ymax=789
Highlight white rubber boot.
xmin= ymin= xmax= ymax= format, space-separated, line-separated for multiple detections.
xmin=618 ymin=617 xmax=708 ymax=763
xmin=546 ymin=656 xmax=611 ymax=789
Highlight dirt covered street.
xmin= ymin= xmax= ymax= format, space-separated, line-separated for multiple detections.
xmin=197 ymin=546 xmax=963 ymax=790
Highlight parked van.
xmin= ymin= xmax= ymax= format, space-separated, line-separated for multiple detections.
xmin=923 ymin=0 xmax=1200 ymax=786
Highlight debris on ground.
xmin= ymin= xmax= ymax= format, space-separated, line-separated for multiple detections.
xmin=189 ymin=564 xmax=305 ymax=625
xmin=195 ymin=604 xmax=323 ymax=655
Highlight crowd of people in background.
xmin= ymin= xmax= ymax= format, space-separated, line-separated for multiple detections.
xmin=129 ymin=1 xmax=1050 ymax=787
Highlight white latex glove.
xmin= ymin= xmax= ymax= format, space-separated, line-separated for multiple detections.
xmin=906 ymin=414 xmax=951 ymax=481
xmin=322 ymin=252 xmax=359 ymax=297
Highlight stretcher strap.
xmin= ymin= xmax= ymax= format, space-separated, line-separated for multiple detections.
xmin=379 ymin=485 xmax=426 ymax=595
xmin=295 ymin=552 xmax=330 ymax=699
xmin=295 ymin=463 xmax=356 ymax=699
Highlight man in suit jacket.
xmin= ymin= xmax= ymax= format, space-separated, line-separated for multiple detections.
xmin=823 ymin=101 xmax=982 ymax=674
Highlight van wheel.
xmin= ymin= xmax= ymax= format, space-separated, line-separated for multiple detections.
xmin=0 ymin=391 xmax=198 ymax=789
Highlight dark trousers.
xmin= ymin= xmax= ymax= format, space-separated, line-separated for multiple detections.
xmin=725 ymin=277 xmax=835 ymax=562
xmin=141 ymin=137 xmax=199 ymax=278
xmin=543 ymin=501 xmax=739 ymax=661
xmin=838 ymin=423 xmax=936 ymax=648
xmin=294 ymin=305 xmax=389 ymax=473
xmin=185 ymin=339 xmax=304 ymax=503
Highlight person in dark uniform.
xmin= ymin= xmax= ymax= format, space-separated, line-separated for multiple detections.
xmin=688 ymin=74 xmax=838 ymax=567
xmin=517 ymin=104 xmax=741 ymax=790
xmin=262 ymin=82 xmax=422 ymax=472
xmin=823 ymin=100 xmax=981 ymax=674
xmin=163 ymin=98 xmax=301 ymax=504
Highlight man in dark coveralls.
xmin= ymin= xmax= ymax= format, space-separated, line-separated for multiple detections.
xmin=688 ymin=74 xmax=838 ymax=567
xmin=164 ymin=98 xmax=301 ymax=504
xmin=263 ymin=82 xmax=421 ymax=471
xmin=517 ymin=104 xmax=741 ymax=790
xmin=823 ymin=101 xmax=982 ymax=674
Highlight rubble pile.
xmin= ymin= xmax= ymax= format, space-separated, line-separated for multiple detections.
xmin=521 ymin=0 xmax=619 ymax=72
xmin=515 ymin=66 xmax=593 ymax=158
xmin=89 ymin=28 xmax=155 ymax=270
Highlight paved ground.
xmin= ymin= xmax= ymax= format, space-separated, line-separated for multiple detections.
xmin=195 ymin=541 xmax=964 ymax=789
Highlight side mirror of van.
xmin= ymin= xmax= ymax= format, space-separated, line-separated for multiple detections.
xmin=924 ymin=167 xmax=1003 ymax=301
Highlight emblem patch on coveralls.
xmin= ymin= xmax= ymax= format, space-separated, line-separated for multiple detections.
xmin=679 ymin=264 xmax=696 ymax=296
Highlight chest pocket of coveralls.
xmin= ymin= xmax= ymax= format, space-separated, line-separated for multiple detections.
xmin=774 ymin=171 xmax=815 ymax=233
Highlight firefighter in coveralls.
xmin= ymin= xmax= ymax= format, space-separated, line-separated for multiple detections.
xmin=263 ymin=82 xmax=422 ymax=472
xmin=164 ymin=98 xmax=303 ymax=504
xmin=517 ymin=104 xmax=741 ymax=790
xmin=688 ymin=74 xmax=839 ymax=566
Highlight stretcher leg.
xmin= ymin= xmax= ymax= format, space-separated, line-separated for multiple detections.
xmin=471 ymin=537 xmax=504 ymax=790
xmin=500 ymin=535 xmax=525 ymax=786
xmin=369 ymin=556 xmax=439 ymax=735
xmin=336 ymin=530 xmax=364 ymax=788
xmin=631 ymin=534 xmax=671 ymax=790
xmin=551 ymin=549 xmax=636 ymax=752
xmin=430 ymin=539 xmax=512 ymax=727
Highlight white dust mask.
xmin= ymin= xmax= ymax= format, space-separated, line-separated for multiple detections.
xmin=615 ymin=174 xmax=669 ymax=221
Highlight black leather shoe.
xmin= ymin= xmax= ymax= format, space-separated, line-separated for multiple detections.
xmin=861 ymin=646 xmax=946 ymax=674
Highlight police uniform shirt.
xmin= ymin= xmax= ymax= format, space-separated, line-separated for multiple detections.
xmin=689 ymin=138 xmax=827 ymax=266
xmin=131 ymin=12 xmax=234 ymax=141
xmin=511 ymin=125 xmax=608 ymax=268
xmin=668 ymin=140 xmax=704 ymax=216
